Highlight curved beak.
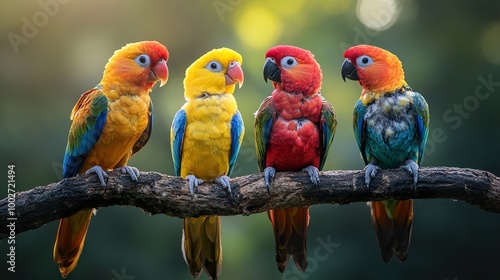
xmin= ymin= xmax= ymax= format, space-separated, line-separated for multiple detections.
xmin=149 ymin=58 xmax=169 ymax=87
xmin=341 ymin=59 xmax=358 ymax=82
xmin=263 ymin=59 xmax=281 ymax=83
xmin=225 ymin=61 xmax=244 ymax=88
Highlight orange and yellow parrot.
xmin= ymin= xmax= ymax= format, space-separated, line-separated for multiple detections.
xmin=341 ymin=44 xmax=429 ymax=262
xmin=170 ymin=48 xmax=244 ymax=280
xmin=254 ymin=45 xmax=336 ymax=272
xmin=53 ymin=41 xmax=169 ymax=277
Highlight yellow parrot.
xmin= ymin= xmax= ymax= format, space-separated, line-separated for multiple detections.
xmin=170 ymin=47 xmax=244 ymax=279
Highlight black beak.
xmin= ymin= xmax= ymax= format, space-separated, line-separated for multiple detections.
xmin=341 ymin=59 xmax=358 ymax=82
xmin=263 ymin=59 xmax=281 ymax=83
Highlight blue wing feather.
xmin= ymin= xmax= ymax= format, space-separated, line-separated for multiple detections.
xmin=62 ymin=89 xmax=107 ymax=178
xmin=170 ymin=109 xmax=187 ymax=177
xmin=228 ymin=111 xmax=244 ymax=176
xmin=264 ymin=115 xmax=273 ymax=148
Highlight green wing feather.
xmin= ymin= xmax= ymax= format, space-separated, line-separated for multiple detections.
xmin=253 ymin=96 xmax=276 ymax=172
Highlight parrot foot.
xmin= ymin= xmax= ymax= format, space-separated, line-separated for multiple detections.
xmin=115 ymin=166 xmax=140 ymax=181
xmin=216 ymin=175 xmax=232 ymax=194
xmin=302 ymin=165 xmax=320 ymax=186
xmin=186 ymin=175 xmax=203 ymax=194
xmin=263 ymin=167 xmax=276 ymax=193
xmin=85 ymin=165 xmax=108 ymax=186
xmin=364 ymin=163 xmax=380 ymax=189
xmin=401 ymin=159 xmax=419 ymax=188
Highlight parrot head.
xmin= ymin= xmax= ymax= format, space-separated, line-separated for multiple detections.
xmin=102 ymin=41 xmax=169 ymax=93
xmin=183 ymin=47 xmax=244 ymax=100
xmin=341 ymin=44 xmax=405 ymax=94
xmin=263 ymin=45 xmax=322 ymax=96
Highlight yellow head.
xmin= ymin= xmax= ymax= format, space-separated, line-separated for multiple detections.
xmin=183 ymin=47 xmax=243 ymax=100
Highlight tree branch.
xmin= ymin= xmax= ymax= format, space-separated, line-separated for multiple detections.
xmin=1 ymin=166 xmax=499 ymax=239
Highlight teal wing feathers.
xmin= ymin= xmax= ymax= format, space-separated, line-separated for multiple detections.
xmin=319 ymin=97 xmax=337 ymax=171
xmin=353 ymin=98 xmax=368 ymax=165
xmin=411 ymin=92 xmax=430 ymax=165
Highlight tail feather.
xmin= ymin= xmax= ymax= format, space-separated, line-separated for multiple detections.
xmin=268 ymin=207 xmax=309 ymax=272
xmin=182 ymin=216 xmax=222 ymax=280
xmin=371 ymin=200 xmax=413 ymax=263
xmin=53 ymin=209 xmax=93 ymax=278
xmin=392 ymin=199 xmax=413 ymax=261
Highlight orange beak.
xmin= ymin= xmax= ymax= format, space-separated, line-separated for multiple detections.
xmin=225 ymin=61 xmax=244 ymax=88
xmin=149 ymin=58 xmax=169 ymax=87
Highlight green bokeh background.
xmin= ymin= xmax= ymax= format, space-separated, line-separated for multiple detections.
xmin=1 ymin=0 xmax=500 ymax=279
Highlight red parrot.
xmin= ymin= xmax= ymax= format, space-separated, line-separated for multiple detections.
xmin=254 ymin=45 xmax=337 ymax=272
xmin=53 ymin=41 xmax=169 ymax=277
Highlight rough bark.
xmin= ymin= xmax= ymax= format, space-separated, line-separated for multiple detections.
xmin=1 ymin=166 xmax=499 ymax=239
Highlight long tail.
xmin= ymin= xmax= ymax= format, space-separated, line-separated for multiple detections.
xmin=182 ymin=216 xmax=222 ymax=280
xmin=371 ymin=199 xmax=413 ymax=263
xmin=268 ymin=207 xmax=309 ymax=272
xmin=53 ymin=209 xmax=93 ymax=278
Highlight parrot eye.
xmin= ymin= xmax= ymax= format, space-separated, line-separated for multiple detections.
xmin=205 ymin=60 xmax=223 ymax=72
xmin=280 ymin=56 xmax=298 ymax=69
xmin=135 ymin=54 xmax=151 ymax=68
xmin=356 ymin=55 xmax=373 ymax=68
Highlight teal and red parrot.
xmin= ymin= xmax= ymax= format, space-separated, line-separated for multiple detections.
xmin=170 ymin=48 xmax=244 ymax=280
xmin=53 ymin=41 xmax=169 ymax=277
xmin=254 ymin=45 xmax=337 ymax=272
xmin=341 ymin=44 xmax=429 ymax=263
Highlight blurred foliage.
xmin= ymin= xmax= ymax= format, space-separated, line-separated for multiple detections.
xmin=1 ymin=0 xmax=500 ymax=279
